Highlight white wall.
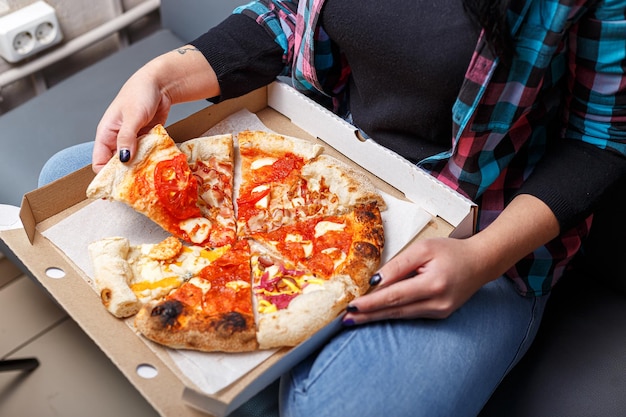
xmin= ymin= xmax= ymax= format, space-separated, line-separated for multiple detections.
xmin=0 ymin=0 xmax=160 ymax=114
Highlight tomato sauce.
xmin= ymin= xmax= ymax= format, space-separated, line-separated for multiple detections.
xmin=198 ymin=241 xmax=252 ymax=315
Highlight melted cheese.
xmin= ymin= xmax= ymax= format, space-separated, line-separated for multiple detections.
xmin=130 ymin=276 xmax=181 ymax=293
xmin=179 ymin=217 xmax=212 ymax=244
xmin=128 ymin=243 xmax=225 ymax=301
xmin=314 ymin=221 xmax=346 ymax=238
xmin=321 ymin=247 xmax=347 ymax=269
xmin=199 ymin=245 xmax=230 ymax=262
xmin=252 ymin=255 xmax=326 ymax=313
xmin=250 ymin=157 xmax=277 ymax=170
xmin=251 ymin=184 xmax=270 ymax=209
xmin=226 ymin=280 xmax=251 ymax=291
xmin=257 ymin=299 xmax=277 ymax=314
xmin=188 ymin=277 xmax=212 ymax=294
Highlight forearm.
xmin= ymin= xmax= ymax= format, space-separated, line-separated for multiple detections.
xmin=189 ymin=14 xmax=285 ymax=101
xmin=139 ymin=45 xmax=221 ymax=105
xmin=468 ymin=193 xmax=560 ymax=283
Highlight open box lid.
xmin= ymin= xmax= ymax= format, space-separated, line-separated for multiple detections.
xmin=1 ymin=81 xmax=476 ymax=417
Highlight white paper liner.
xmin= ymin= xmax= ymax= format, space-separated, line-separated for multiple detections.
xmin=41 ymin=110 xmax=432 ymax=394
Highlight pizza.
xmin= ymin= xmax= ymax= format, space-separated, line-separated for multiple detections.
xmin=87 ymin=235 xmax=229 ymax=318
xmin=87 ymin=125 xmax=237 ymax=247
xmin=87 ymin=127 xmax=385 ymax=352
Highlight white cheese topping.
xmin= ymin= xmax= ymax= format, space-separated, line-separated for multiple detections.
xmin=226 ymin=280 xmax=251 ymax=291
xmin=314 ymin=221 xmax=346 ymax=238
xmin=322 ymin=247 xmax=347 ymax=269
xmin=250 ymin=157 xmax=277 ymax=170
xmin=179 ymin=217 xmax=212 ymax=244
xmin=188 ymin=276 xmax=212 ymax=294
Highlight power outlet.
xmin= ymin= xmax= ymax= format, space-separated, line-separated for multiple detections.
xmin=0 ymin=1 xmax=63 ymax=63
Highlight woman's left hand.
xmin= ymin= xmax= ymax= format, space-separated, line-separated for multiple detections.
xmin=343 ymin=194 xmax=561 ymax=324
xmin=343 ymin=236 xmax=490 ymax=323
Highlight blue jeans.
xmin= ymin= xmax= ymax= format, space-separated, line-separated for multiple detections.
xmin=280 ymin=276 xmax=548 ymax=417
xmin=40 ymin=142 xmax=549 ymax=417
xmin=38 ymin=141 xmax=94 ymax=187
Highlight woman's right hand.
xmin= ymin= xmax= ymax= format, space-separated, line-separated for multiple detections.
xmin=93 ymin=69 xmax=172 ymax=173
xmin=92 ymin=45 xmax=220 ymax=173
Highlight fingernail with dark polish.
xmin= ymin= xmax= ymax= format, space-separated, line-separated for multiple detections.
xmin=119 ymin=149 xmax=131 ymax=163
xmin=342 ymin=318 xmax=356 ymax=327
xmin=346 ymin=305 xmax=358 ymax=313
xmin=369 ymin=273 xmax=382 ymax=287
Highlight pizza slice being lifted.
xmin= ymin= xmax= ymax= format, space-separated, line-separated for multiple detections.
xmin=87 ymin=125 xmax=237 ymax=247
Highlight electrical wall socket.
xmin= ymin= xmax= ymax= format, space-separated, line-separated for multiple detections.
xmin=0 ymin=1 xmax=63 ymax=63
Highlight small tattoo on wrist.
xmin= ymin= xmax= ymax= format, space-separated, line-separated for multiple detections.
xmin=176 ymin=47 xmax=199 ymax=55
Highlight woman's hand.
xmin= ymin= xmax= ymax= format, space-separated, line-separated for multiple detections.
xmin=345 ymin=236 xmax=491 ymax=322
xmin=93 ymin=70 xmax=172 ymax=172
xmin=92 ymin=45 xmax=220 ymax=173
xmin=344 ymin=194 xmax=560 ymax=324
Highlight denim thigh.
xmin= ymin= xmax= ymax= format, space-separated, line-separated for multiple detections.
xmin=280 ymin=276 xmax=548 ymax=417
xmin=38 ymin=141 xmax=94 ymax=187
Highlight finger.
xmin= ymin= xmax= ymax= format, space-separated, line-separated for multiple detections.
xmin=92 ymin=140 xmax=115 ymax=173
xmin=116 ymin=121 xmax=141 ymax=164
xmin=92 ymin=122 xmax=119 ymax=173
xmin=350 ymin=275 xmax=424 ymax=314
xmin=344 ymin=275 xmax=457 ymax=324
xmin=344 ymin=297 xmax=450 ymax=325
xmin=374 ymin=240 xmax=434 ymax=286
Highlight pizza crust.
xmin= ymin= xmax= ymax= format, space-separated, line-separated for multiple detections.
xmin=86 ymin=124 xmax=180 ymax=202
xmin=179 ymin=134 xmax=233 ymax=165
xmin=339 ymin=204 xmax=385 ymax=294
xmin=134 ymin=300 xmax=259 ymax=352
xmin=88 ymin=237 xmax=141 ymax=318
xmin=237 ymin=130 xmax=323 ymax=160
xmin=256 ymin=274 xmax=356 ymax=349
xmin=301 ymin=155 xmax=387 ymax=211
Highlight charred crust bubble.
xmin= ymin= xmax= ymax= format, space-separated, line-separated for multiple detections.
xmin=355 ymin=205 xmax=384 ymax=244
xmin=354 ymin=241 xmax=380 ymax=259
xmin=355 ymin=206 xmax=377 ymax=222
xmin=151 ymin=300 xmax=184 ymax=327
xmin=215 ymin=312 xmax=247 ymax=334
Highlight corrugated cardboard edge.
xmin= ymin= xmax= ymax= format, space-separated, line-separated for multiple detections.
xmin=0 ymin=226 xmax=209 ymax=417
xmin=20 ymin=165 xmax=95 ymax=243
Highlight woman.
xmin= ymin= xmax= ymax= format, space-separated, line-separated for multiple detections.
xmin=40 ymin=0 xmax=626 ymax=415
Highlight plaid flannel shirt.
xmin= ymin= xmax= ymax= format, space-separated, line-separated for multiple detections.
xmin=234 ymin=0 xmax=626 ymax=296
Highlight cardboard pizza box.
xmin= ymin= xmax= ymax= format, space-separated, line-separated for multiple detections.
xmin=0 ymin=81 xmax=476 ymax=417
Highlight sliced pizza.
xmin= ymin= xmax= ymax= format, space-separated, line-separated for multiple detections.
xmin=179 ymin=135 xmax=237 ymax=247
xmin=248 ymin=203 xmax=384 ymax=295
xmin=134 ymin=240 xmax=258 ymax=352
xmin=87 ymin=126 xmax=388 ymax=353
xmin=87 ymin=125 xmax=236 ymax=247
xmin=87 ymin=236 xmax=228 ymax=318
xmin=248 ymin=240 xmax=359 ymax=349
xmin=236 ymin=130 xmax=323 ymax=235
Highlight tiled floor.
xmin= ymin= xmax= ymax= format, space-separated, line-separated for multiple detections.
xmin=0 ymin=250 xmax=161 ymax=417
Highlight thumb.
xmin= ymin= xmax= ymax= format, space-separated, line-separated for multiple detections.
xmin=376 ymin=239 xmax=433 ymax=286
xmin=116 ymin=122 xmax=143 ymax=164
